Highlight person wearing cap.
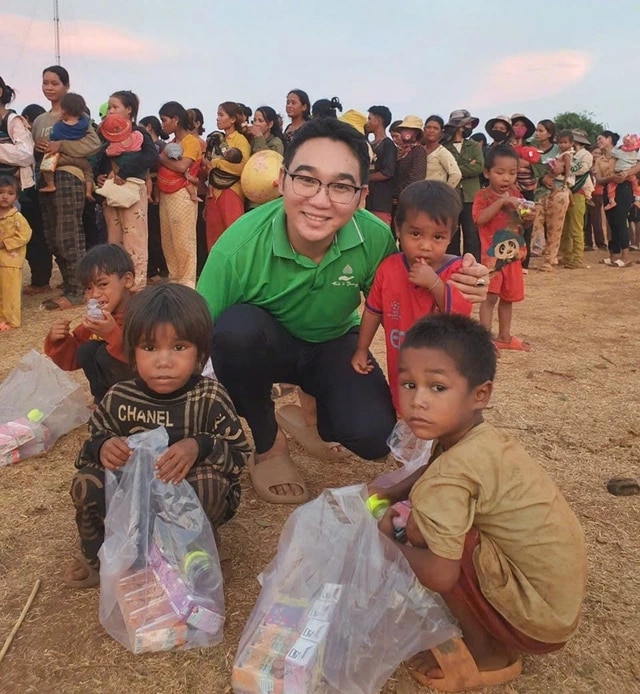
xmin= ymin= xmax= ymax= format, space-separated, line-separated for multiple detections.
xmin=558 ymin=129 xmax=593 ymax=269
xmin=196 ymin=118 xmax=490 ymax=505
xmin=393 ymin=115 xmax=427 ymax=207
xmin=364 ymin=105 xmax=396 ymax=226
xmin=509 ymin=114 xmax=542 ymax=270
xmin=485 ymin=115 xmax=512 ymax=146
xmin=423 ymin=115 xmax=461 ymax=190
xmin=442 ymin=109 xmax=484 ymax=260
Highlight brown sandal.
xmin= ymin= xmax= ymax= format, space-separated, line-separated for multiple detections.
xmin=41 ymin=296 xmax=77 ymax=311
xmin=407 ymin=637 xmax=522 ymax=692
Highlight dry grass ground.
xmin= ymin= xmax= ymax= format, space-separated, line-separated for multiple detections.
xmin=0 ymin=253 xmax=639 ymax=694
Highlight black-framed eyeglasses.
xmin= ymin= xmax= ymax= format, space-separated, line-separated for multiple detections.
xmin=284 ymin=169 xmax=363 ymax=204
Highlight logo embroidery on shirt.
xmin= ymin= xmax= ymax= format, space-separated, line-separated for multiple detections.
xmin=331 ymin=264 xmax=358 ymax=287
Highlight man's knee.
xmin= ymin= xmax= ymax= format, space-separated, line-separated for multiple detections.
xmin=329 ymin=408 xmax=395 ymax=460
xmin=213 ymin=305 xmax=269 ymax=352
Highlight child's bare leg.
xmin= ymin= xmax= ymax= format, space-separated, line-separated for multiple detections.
xmin=478 ymin=293 xmax=498 ymax=335
xmin=409 ymin=589 xmax=512 ymax=680
xmin=604 ymin=183 xmax=617 ymax=210
xmin=84 ymin=180 xmax=95 ymax=202
xmin=496 ymin=300 xmax=513 ymax=343
xmin=39 ymin=172 xmax=56 ymax=193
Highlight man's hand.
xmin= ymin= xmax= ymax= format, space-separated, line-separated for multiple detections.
xmin=449 ymin=253 xmax=490 ymax=303
xmin=48 ymin=318 xmax=71 ymax=343
xmin=100 ymin=437 xmax=131 ymax=471
xmin=351 ymin=348 xmax=373 ymax=374
xmin=46 ymin=140 xmax=62 ymax=154
xmin=155 ymin=438 xmax=199 ymax=484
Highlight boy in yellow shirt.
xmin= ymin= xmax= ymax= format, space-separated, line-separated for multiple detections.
xmin=0 ymin=175 xmax=32 ymax=330
xmin=372 ymin=313 xmax=587 ymax=691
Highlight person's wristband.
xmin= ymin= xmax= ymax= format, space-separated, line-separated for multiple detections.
xmin=428 ymin=277 xmax=441 ymax=291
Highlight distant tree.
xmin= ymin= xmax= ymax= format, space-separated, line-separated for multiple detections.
xmin=553 ymin=111 xmax=607 ymax=146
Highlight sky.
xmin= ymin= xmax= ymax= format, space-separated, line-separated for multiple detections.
xmin=2 ymin=0 xmax=639 ymax=137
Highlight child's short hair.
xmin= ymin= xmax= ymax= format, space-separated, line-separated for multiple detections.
xmin=395 ymin=180 xmax=462 ymax=230
xmin=77 ymin=244 xmax=135 ymax=286
xmin=484 ymin=144 xmax=518 ymax=170
xmin=401 ymin=314 xmax=496 ymax=387
xmin=60 ymin=93 xmax=88 ymax=118
xmin=123 ymin=284 xmax=212 ymax=369
xmin=556 ymin=130 xmax=574 ymax=142
xmin=0 ymin=175 xmax=19 ymax=192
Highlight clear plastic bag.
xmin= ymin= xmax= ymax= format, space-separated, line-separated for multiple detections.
xmin=0 ymin=350 xmax=91 ymax=466
xmin=99 ymin=427 xmax=224 ymax=654
xmin=233 ymin=484 xmax=460 ymax=694
xmin=372 ymin=419 xmax=433 ymax=490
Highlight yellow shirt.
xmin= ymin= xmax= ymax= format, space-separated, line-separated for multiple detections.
xmin=0 ymin=208 xmax=32 ymax=267
xmin=409 ymin=422 xmax=587 ymax=643
xmin=209 ymin=130 xmax=251 ymax=199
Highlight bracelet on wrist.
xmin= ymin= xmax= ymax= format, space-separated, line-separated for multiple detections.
xmin=428 ymin=277 xmax=441 ymax=291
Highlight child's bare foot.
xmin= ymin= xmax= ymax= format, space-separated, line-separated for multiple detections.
xmin=603 ymin=201 xmax=616 ymax=210
xmin=0 ymin=322 xmax=13 ymax=332
xmin=39 ymin=185 xmax=56 ymax=193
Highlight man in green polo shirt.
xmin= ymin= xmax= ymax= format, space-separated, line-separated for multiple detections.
xmin=197 ymin=118 xmax=488 ymax=504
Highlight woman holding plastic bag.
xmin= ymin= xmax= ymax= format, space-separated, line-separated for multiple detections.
xmin=65 ymin=283 xmax=251 ymax=589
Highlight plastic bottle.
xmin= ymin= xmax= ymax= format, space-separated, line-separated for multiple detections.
xmin=183 ymin=549 xmax=218 ymax=596
xmin=86 ymin=298 xmax=103 ymax=319
xmin=0 ymin=409 xmax=50 ymax=466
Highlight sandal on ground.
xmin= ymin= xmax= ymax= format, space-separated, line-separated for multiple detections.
xmin=606 ymin=476 xmax=640 ymax=496
xmin=23 ymin=284 xmax=52 ymax=296
xmin=41 ymin=295 xmax=77 ymax=311
xmin=247 ymin=453 xmax=309 ymax=505
xmin=493 ymin=336 xmax=530 ymax=352
xmin=63 ymin=552 xmax=100 ymax=589
xmin=407 ymin=637 xmax=522 ymax=693
xmin=275 ymin=404 xmax=351 ymax=461
xmin=538 ymin=263 xmax=553 ymax=272
xmin=612 ymin=259 xmax=632 ymax=267
xmin=600 ymin=257 xmax=614 ymax=266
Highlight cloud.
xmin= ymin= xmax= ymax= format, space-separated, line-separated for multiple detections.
xmin=0 ymin=13 xmax=162 ymax=62
xmin=469 ymin=50 xmax=593 ymax=109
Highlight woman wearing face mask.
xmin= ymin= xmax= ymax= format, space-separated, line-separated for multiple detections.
xmin=485 ymin=115 xmax=512 ymax=147
xmin=530 ymin=119 xmax=570 ymax=271
xmin=442 ymin=109 xmax=483 ymax=260
xmin=392 ymin=115 xmax=427 ymax=205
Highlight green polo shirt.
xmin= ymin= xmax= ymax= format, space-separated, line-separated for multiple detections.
xmin=196 ymin=198 xmax=397 ymax=343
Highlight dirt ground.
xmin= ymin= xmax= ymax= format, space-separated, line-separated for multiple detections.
xmin=0 ymin=252 xmax=639 ymax=694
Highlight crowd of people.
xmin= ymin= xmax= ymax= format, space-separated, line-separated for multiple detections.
xmin=3 ymin=65 xmax=631 ymax=690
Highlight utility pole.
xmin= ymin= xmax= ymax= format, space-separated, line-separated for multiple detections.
xmin=53 ymin=0 xmax=61 ymax=65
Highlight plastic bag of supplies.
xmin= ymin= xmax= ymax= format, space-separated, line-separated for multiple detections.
xmin=233 ymin=484 xmax=460 ymax=694
xmin=99 ymin=427 xmax=224 ymax=654
xmin=0 ymin=350 xmax=91 ymax=467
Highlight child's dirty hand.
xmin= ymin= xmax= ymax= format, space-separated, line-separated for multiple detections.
xmin=408 ymin=259 xmax=438 ymax=289
xmin=48 ymin=318 xmax=71 ymax=342
xmin=351 ymin=349 xmax=373 ymax=374
xmin=100 ymin=436 xmax=131 ymax=470
xmin=83 ymin=311 xmax=116 ymax=339
xmin=377 ymin=507 xmax=400 ymax=539
xmin=155 ymin=438 xmax=199 ymax=484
